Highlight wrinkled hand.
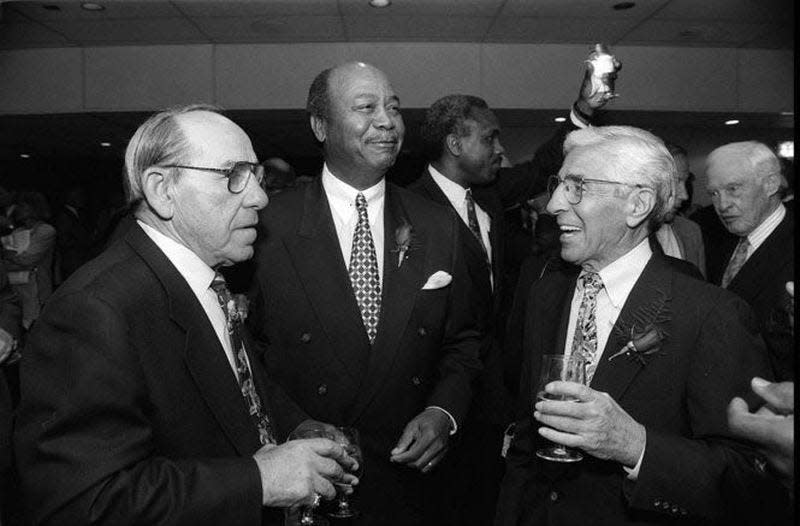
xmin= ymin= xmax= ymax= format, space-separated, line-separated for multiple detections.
xmin=534 ymin=381 xmax=645 ymax=467
xmin=728 ymin=378 xmax=794 ymax=480
xmin=0 ymin=328 xmax=15 ymax=364
xmin=390 ymin=408 xmax=451 ymax=473
xmin=253 ymin=438 xmax=359 ymax=508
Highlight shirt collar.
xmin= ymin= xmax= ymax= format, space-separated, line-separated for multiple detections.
xmin=589 ymin=238 xmax=653 ymax=310
xmin=322 ymin=163 xmax=385 ymax=222
xmin=137 ymin=219 xmax=217 ymax=296
xmin=745 ymin=203 xmax=785 ymax=249
xmin=428 ymin=164 xmax=469 ymax=204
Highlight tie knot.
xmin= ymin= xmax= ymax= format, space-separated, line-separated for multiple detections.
xmin=210 ymin=272 xmax=230 ymax=296
xmin=465 ymin=188 xmax=474 ymax=203
xmin=579 ymin=271 xmax=603 ymax=293
xmin=356 ymin=192 xmax=368 ymax=210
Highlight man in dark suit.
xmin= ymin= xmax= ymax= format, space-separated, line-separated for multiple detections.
xmin=1 ymin=260 xmax=22 ymax=524
xmin=705 ymin=141 xmax=794 ymax=380
xmin=14 ymin=105 xmax=357 ymax=526
xmin=248 ymin=62 xmax=483 ymax=525
xmin=496 ymin=126 xmax=782 ymax=525
xmin=53 ymin=185 xmax=95 ymax=281
xmin=406 ymin=68 xmax=615 ymax=523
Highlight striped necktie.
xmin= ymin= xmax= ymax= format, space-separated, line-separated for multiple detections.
xmin=721 ymin=237 xmax=750 ymax=288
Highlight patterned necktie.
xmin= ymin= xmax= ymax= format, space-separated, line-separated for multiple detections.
xmin=349 ymin=193 xmax=382 ymax=344
xmin=721 ymin=237 xmax=750 ymax=288
xmin=571 ymin=271 xmax=604 ymax=383
xmin=210 ymin=273 xmax=276 ymax=446
xmin=465 ymin=189 xmax=488 ymax=256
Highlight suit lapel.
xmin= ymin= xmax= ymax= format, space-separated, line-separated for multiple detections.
xmin=728 ymin=213 xmax=792 ymax=297
xmin=349 ymin=185 xmax=425 ymax=419
xmin=282 ymin=180 xmax=369 ymax=382
xmin=590 ymin=255 xmax=672 ymax=401
xmin=126 ymin=225 xmax=260 ymax=455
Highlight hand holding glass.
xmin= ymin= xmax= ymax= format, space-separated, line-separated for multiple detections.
xmin=285 ymin=426 xmax=331 ymax=526
xmin=327 ymin=427 xmax=363 ymax=519
xmin=535 ymin=354 xmax=587 ymax=462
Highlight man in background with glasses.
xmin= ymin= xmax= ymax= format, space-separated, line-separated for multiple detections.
xmin=14 ymin=105 xmax=358 ymax=526
xmin=496 ymin=125 xmax=786 ymax=525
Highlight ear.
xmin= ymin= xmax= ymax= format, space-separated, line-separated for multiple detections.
xmin=625 ymin=187 xmax=656 ymax=229
xmin=310 ymin=115 xmax=327 ymax=143
xmin=445 ymin=133 xmax=462 ymax=157
xmin=762 ymin=171 xmax=782 ymax=197
xmin=141 ymin=167 xmax=176 ymax=220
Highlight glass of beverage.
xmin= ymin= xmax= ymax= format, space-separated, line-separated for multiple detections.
xmin=327 ymin=426 xmax=363 ymax=519
xmin=286 ymin=426 xmax=332 ymax=526
xmin=534 ymin=354 xmax=586 ymax=462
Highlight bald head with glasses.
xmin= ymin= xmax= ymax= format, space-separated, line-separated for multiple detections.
xmin=124 ymin=104 xmax=269 ymax=268
xmin=546 ymin=125 xmax=676 ymax=271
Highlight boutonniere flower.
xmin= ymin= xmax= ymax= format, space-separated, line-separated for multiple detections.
xmin=607 ymin=289 xmax=670 ymax=366
xmin=226 ymin=294 xmax=249 ymax=324
xmin=391 ymin=221 xmax=414 ymax=268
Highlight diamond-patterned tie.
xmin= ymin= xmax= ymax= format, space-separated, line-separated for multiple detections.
xmin=721 ymin=237 xmax=750 ymax=288
xmin=571 ymin=271 xmax=604 ymax=383
xmin=349 ymin=193 xmax=382 ymax=344
xmin=210 ymin=273 xmax=276 ymax=446
xmin=465 ymin=189 xmax=488 ymax=256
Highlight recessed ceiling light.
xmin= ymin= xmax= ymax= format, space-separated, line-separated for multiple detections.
xmin=725 ymin=119 xmax=740 ymax=125
xmin=369 ymin=0 xmax=391 ymax=8
xmin=100 ymin=142 xmax=111 ymax=147
xmin=612 ymin=2 xmax=636 ymax=10
xmin=20 ymin=153 xmax=31 ymax=159
xmin=554 ymin=117 xmax=567 ymax=123
xmin=780 ymin=111 xmax=794 ymax=116
xmin=81 ymin=3 xmax=105 ymax=11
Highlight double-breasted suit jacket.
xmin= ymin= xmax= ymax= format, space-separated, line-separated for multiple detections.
xmin=15 ymin=224 xmax=304 ymax=526
xmin=496 ymin=253 xmax=779 ymax=526
xmin=248 ymin=179 xmax=483 ymax=525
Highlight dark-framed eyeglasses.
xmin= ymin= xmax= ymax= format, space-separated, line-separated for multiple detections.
xmin=161 ymin=161 xmax=266 ymax=194
xmin=547 ymin=174 xmax=648 ymax=205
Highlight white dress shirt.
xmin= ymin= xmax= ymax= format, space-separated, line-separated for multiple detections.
xmin=738 ymin=203 xmax=786 ymax=263
xmin=138 ymin=220 xmax=243 ymax=381
xmin=563 ymin=239 xmax=653 ymax=478
xmin=322 ymin=164 xmax=386 ymax=284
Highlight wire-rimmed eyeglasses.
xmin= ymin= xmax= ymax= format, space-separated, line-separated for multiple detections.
xmin=161 ymin=162 xmax=266 ymax=194
xmin=547 ymin=174 xmax=649 ymax=205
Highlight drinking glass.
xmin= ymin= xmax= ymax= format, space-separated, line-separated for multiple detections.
xmin=286 ymin=426 xmax=331 ymax=526
xmin=327 ymin=427 xmax=363 ymax=519
xmin=534 ymin=354 xmax=586 ymax=462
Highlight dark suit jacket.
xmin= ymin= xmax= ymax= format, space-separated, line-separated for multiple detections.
xmin=670 ymin=215 xmax=706 ymax=278
xmin=496 ymin=253 xmax=781 ymax=526
xmin=14 ymin=224 xmax=305 ymax=526
xmin=54 ymin=205 xmax=94 ymax=280
xmin=1 ymin=261 xmax=22 ymax=521
xmin=707 ymin=211 xmax=794 ymax=380
xmin=248 ymin=179 xmax=483 ymax=525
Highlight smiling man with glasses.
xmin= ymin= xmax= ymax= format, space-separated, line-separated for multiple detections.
xmin=497 ymin=125 xmax=783 ymax=526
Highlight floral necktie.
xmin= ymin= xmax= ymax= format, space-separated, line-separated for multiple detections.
xmin=349 ymin=193 xmax=381 ymax=344
xmin=571 ymin=271 xmax=604 ymax=383
xmin=210 ymin=272 xmax=275 ymax=446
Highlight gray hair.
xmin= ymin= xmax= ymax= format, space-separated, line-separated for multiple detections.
xmin=123 ymin=103 xmax=223 ymax=208
xmin=563 ymin=125 xmax=676 ymax=231
xmin=706 ymin=141 xmax=786 ymax=192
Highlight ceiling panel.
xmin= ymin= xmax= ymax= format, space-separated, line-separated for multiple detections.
xmin=622 ymin=19 xmax=772 ymax=47
xmin=487 ymin=17 xmax=635 ymax=44
xmin=346 ymin=15 xmax=493 ymax=41
xmin=653 ymin=0 xmax=790 ymax=24
xmin=192 ymin=16 xmax=345 ymax=42
xmin=8 ymin=0 xmax=183 ymax=21
xmin=744 ymin=24 xmax=794 ymax=49
xmin=0 ymin=22 xmax=72 ymax=48
xmin=339 ymin=0 xmax=504 ymax=16
xmin=502 ymin=0 xmax=669 ymax=19
xmin=42 ymin=17 xmax=209 ymax=44
xmin=175 ymin=0 xmax=340 ymax=17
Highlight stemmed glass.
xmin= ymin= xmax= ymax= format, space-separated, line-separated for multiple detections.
xmin=534 ymin=354 xmax=587 ymax=463
xmin=286 ymin=426 xmax=332 ymax=526
xmin=327 ymin=426 xmax=363 ymax=519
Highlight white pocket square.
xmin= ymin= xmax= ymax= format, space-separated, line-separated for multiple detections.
xmin=421 ymin=270 xmax=452 ymax=290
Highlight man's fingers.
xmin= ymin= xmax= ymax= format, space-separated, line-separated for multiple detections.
xmin=420 ymin=446 xmax=448 ymax=473
xmin=538 ymin=426 xmax=583 ymax=449
xmin=751 ymin=378 xmax=794 ymax=413
xmin=545 ymin=380 xmax=594 ymax=402
xmin=534 ymin=411 xmax=584 ymax=435
xmin=390 ymin=423 xmax=417 ymax=457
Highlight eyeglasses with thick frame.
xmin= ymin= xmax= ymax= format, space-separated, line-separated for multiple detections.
xmin=161 ymin=162 xmax=267 ymax=194
xmin=547 ymin=174 xmax=649 ymax=205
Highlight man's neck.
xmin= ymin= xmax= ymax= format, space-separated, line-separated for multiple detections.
xmin=430 ymin=160 xmax=469 ymax=189
xmin=325 ymin=161 xmax=385 ymax=191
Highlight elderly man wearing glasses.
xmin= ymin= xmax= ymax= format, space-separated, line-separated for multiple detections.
xmin=495 ymin=126 xmax=787 ymax=526
xmin=14 ymin=105 xmax=358 ymax=526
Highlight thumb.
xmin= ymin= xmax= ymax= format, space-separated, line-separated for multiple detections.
xmin=390 ymin=424 xmax=417 ymax=457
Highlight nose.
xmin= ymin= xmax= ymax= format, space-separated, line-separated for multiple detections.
xmin=372 ymin=105 xmax=396 ymax=130
xmin=545 ymin=184 xmax=567 ymax=216
xmin=494 ymin=139 xmax=505 ymax=156
xmin=244 ymin=175 xmax=269 ymax=210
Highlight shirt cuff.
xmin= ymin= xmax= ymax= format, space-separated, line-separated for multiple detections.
xmin=623 ymin=434 xmax=646 ymax=480
xmin=426 ymin=406 xmax=458 ymax=435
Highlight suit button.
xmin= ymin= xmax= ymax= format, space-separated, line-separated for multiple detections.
xmin=411 ymin=376 xmax=422 ymax=386
xmin=680 ymin=509 xmax=688 ymax=516
xmin=417 ymin=327 xmax=427 ymax=337
xmin=300 ymin=332 xmax=312 ymax=343
xmin=549 ymin=491 xmax=558 ymax=502
xmin=661 ymin=502 xmax=670 ymax=510
xmin=653 ymin=499 xmax=661 ymax=508
xmin=671 ymin=505 xmax=679 ymax=514
xmin=317 ymin=384 xmax=328 ymax=395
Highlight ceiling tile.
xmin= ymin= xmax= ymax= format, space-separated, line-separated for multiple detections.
xmin=653 ymin=0 xmax=790 ymax=24
xmin=41 ymin=17 xmax=209 ymax=45
xmin=175 ymin=0 xmax=340 ymax=17
xmin=0 ymin=22 xmax=72 ymax=47
xmin=743 ymin=24 xmax=793 ymax=49
xmin=9 ymin=0 xmax=183 ymax=21
xmin=486 ymin=17 xmax=634 ymax=44
xmin=339 ymin=0 xmax=504 ymax=16
xmin=345 ymin=15 xmax=492 ymax=41
xmin=622 ymin=19 xmax=773 ymax=47
xmin=192 ymin=16 xmax=344 ymax=43
xmin=501 ymin=0 xmax=669 ymax=19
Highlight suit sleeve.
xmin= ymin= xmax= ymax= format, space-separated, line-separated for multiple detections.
xmin=14 ymin=291 xmax=264 ymax=526
xmin=425 ymin=214 xmax=484 ymax=426
xmin=625 ymin=293 xmax=787 ymax=523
